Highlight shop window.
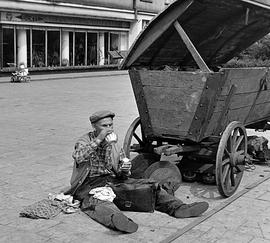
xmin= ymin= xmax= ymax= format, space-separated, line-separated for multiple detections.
xmin=75 ymin=32 xmax=85 ymax=66
xmin=47 ymin=31 xmax=60 ymax=66
xmin=69 ymin=32 xmax=74 ymax=66
xmin=104 ymin=32 xmax=121 ymax=65
xmin=87 ymin=33 xmax=97 ymax=65
xmin=104 ymin=32 xmax=109 ymax=65
xmin=32 ymin=30 xmax=45 ymax=67
xmin=26 ymin=30 xmax=30 ymax=67
xmin=3 ymin=28 xmax=14 ymax=68
xmin=109 ymin=33 xmax=120 ymax=65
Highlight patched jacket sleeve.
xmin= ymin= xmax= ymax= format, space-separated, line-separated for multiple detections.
xmin=72 ymin=140 xmax=98 ymax=164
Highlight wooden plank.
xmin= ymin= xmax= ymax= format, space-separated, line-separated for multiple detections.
xmin=214 ymin=89 xmax=270 ymax=112
xmin=220 ymin=68 xmax=268 ymax=95
xmin=215 ymin=84 xmax=237 ymax=135
xmin=205 ymin=102 xmax=270 ymax=137
xmin=129 ymin=70 xmax=154 ymax=137
xmin=151 ymin=127 xmax=188 ymax=140
xmin=139 ymin=70 xmax=210 ymax=88
xmin=148 ymin=107 xmax=194 ymax=135
xmin=205 ymin=106 xmax=251 ymax=136
xmin=174 ymin=20 xmax=211 ymax=72
xmin=143 ymin=86 xmax=203 ymax=112
xmin=188 ymin=72 xmax=225 ymax=141
xmin=245 ymin=102 xmax=270 ymax=124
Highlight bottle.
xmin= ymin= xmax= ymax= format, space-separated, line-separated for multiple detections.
xmin=119 ymin=148 xmax=127 ymax=161
xmin=119 ymin=148 xmax=131 ymax=178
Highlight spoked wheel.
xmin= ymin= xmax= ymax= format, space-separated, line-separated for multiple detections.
xmin=216 ymin=121 xmax=247 ymax=197
xmin=123 ymin=117 xmax=149 ymax=159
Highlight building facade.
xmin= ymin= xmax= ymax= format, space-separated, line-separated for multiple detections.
xmin=0 ymin=0 xmax=173 ymax=71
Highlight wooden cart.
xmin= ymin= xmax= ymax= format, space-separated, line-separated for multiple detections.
xmin=120 ymin=0 xmax=270 ymax=197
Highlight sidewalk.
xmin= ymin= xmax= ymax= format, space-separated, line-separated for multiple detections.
xmin=0 ymin=69 xmax=128 ymax=83
xmin=0 ymin=73 xmax=270 ymax=243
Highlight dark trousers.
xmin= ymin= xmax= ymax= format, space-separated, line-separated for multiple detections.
xmin=73 ymin=175 xmax=183 ymax=230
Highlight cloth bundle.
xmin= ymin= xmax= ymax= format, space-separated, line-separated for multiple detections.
xmin=20 ymin=193 xmax=80 ymax=219
xmin=89 ymin=186 xmax=116 ymax=202
xmin=19 ymin=199 xmax=62 ymax=219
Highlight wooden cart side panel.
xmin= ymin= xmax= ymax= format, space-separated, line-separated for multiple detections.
xmin=245 ymin=68 xmax=270 ymax=124
xmin=204 ymin=68 xmax=270 ymax=136
xmin=131 ymin=70 xmax=209 ymax=139
xmin=129 ymin=70 xmax=154 ymax=138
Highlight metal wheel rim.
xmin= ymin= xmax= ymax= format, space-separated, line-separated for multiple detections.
xmin=216 ymin=121 xmax=247 ymax=197
xmin=123 ymin=117 xmax=146 ymax=158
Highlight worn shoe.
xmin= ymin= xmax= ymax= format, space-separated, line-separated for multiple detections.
xmin=112 ymin=213 xmax=138 ymax=233
xmin=174 ymin=202 xmax=209 ymax=218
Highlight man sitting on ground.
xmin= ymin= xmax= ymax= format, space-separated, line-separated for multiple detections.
xmin=66 ymin=110 xmax=209 ymax=233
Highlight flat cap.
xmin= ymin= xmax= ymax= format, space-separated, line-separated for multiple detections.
xmin=89 ymin=110 xmax=115 ymax=124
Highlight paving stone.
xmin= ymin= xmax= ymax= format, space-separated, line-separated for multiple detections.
xmin=257 ymin=192 xmax=270 ymax=202
xmin=214 ymin=231 xmax=254 ymax=243
xmin=249 ymin=237 xmax=270 ymax=243
xmin=259 ymin=220 xmax=270 ymax=240
xmin=0 ymin=225 xmax=49 ymax=243
xmin=1 ymin=73 xmax=270 ymax=242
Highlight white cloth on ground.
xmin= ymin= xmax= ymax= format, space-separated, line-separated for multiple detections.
xmin=89 ymin=186 xmax=116 ymax=202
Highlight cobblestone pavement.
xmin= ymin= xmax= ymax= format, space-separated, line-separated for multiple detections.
xmin=0 ymin=71 xmax=270 ymax=243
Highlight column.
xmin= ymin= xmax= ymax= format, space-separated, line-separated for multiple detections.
xmin=129 ymin=20 xmax=142 ymax=48
xmin=120 ymin=32 xmax=128 ymax=51
xmin=99 ymin=32 xmax=105 ymax=65
xmin=61 ymin=30 xmax=69 ymax=66
xmin=17 ymin=29 xmax=27 ymax=67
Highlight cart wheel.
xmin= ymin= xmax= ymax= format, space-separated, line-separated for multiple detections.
xmin=123 ymin=117 xmax=149 ymax=158
xmin=10 ymin=76 xmax=14 ymax=82
xmin=216 ymin=121 xmax=247 ymax=197
xmin=144 ymin=161 xmax=182 ymax=194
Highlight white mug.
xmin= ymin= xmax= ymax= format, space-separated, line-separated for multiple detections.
xmin=105 ymin=132 xmax=118 ymax=144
